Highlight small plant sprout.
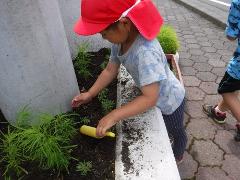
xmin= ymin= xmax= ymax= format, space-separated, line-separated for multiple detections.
xmin=0 ymin=127 xmax=28 ymax=177
xmin=80 ymin=117 xmax=91 ymax=124
xmin=0 ymin=109 xmax=78 ymax=179
xmin=100 ymin=54 xmax=109 ymax=70
xmin=15 ymin=106 xmax=32 ymax=127
xmin=74 ymin=43 xmax=92 ymax=79
xmin=100 ymin=59 xmax=108 ymax=70
xmin=98 ymin=89 xmax=115 ymax=115
xmin=105 ymin=54 xmax=110 ymax=60
xmin=98 ymin=88 xmax=108 ymax=101
xmin=76 ymin=161 xmax=92 ymax=176
xmin=157 ymin=25 xmax=180 ymax=54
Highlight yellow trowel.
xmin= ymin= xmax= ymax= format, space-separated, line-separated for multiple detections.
xmin=80 ymin=125 xmax=115 ymax=139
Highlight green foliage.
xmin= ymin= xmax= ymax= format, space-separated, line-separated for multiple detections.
xmin=157 ymin=25 xmax=180 ymax=54
xmin=76 ymin=161 xmax=92 ymax=176
xmin=100 ymin=54 xmax=109 ymax=70
xmin=15 ymin=106 xmax=31 ymax=128
xmin=105 ymin=48 xmax=111 ymax=55
xmin=101 ymin=99 xmax=115 ymax=115
xmin=4 ymin=176 xmax=11 ymax=180
xmin=98 ymin=89 xmax=115 ymax=115
xmin=74 ymin=44 xmax=92 ymax=79
xmin=80 ymin=117 xmax=91 ymax=124
xmin=0 ymin=127 xmax=28 ymax=177
xmin=98 ymin=89 xmax=109 ymax=102
xmin=100 ymin=59 xmax=108 ymax=70
xmin=0 ymin=109 xmax=77 ymax=178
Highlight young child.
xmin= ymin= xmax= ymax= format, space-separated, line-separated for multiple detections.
xmin=203 ymin=0 xmax=240 ymax=141
xmin=72 ymin=0 xmax=187 ymax=162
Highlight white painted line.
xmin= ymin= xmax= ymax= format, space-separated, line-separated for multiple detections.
xmin=205 ymin=0 xmax=230 ymax=7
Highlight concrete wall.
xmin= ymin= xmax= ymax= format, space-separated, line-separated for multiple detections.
xmin=57 ymin=0 xmax=111 ymax=56
xmin=0 ymin=0 xmax=79 ymax=124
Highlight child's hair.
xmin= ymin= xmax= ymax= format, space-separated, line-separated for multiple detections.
xmin=74 ymin=0 xmax=164 ymax=40
xmin=105 ymin=21 xmax=120 ymax=31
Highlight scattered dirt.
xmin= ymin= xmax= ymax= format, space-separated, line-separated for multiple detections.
xmin=0 ymin=48 xmax=116 ymax=180
xmin=120 ymin=111 xmax=145 ymax=175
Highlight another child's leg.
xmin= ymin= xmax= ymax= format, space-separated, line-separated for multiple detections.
xmin=222 ymin=92 xmax=240 ymax=121
xmin=222 ymin=92 xmax=240 ymax=141
xmin=202 ymin=72 xmax=239 ymax=124
xmin=217 ymin=99 xmax=229 ymax=112
xmin=214 ymin=91 xmax=239 ymax=114
xmin=162 ymin=100 xmax=187 ymax=160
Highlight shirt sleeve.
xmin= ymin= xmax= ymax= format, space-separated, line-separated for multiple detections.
xmin=137 ymin=50 xmax=167 ymax=87
xmin=225 ymin=1 xmax=240 ymax=38
xmin=109 ymin=44 xmax=120 ymax=64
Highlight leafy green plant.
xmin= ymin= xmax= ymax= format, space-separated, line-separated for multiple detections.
xmin=0 ymin=127 xmax=28 ymax=177
xmin=73 ymin=43 xmax=92 ymax=79
xmin=15 ymin=106 xmax=32 ymax=128
xmin=98 ymin=89 xmax=115 ymax=115
xmin=4 ymin=176 xmax=11 ymax=180
xmin=101 ymin=99 xmax=115 ymax=115
xmin=100 ymin=54 xmax=110 ymax=70
xmin=100 ymin=59 xmax=108 ymax=70
xmin=76 ymin=161 xmax=92 ymax=176
xmin=80 ymin=117 xmax=91 ymax=124
xmin=157 ymin=25 xmax=180 ymax=54
xmin=0 ymin=109 xmax=77 ymax=178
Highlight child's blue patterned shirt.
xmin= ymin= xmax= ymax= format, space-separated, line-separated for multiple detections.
xmin=110 ymin=35 xmax=185 ymax=115
xmin=225 ymin=0 xmax=240 ymax=79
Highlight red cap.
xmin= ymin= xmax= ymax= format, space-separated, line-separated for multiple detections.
xmin=74 ymin=0 xmax=163 ymax=40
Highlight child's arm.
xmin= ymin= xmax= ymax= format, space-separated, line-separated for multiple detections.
xmin=72 ymin=62 xmax=119 ymax=107
xmin=96 ymin=82 xmax=159 ymax=137
xmin=225 ymin=1 xmax=240 ymax=41
xmin=88 ymin=62 xmax=119 ymax=97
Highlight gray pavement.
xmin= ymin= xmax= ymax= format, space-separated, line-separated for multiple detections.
xmin=172 ymin=0 xmax=229 ymax=28
xmin=155 ymin=0 xmax=240 ymax=179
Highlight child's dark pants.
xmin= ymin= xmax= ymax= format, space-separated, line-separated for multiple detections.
xmin=162 ymin=99 xmax=187 ymax=159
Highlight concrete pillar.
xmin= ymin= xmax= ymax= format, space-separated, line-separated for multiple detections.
xmin=0 ymin=0 xmax=79 ymax=124
xmin=57 ymin=0 xmax=111 ymax=56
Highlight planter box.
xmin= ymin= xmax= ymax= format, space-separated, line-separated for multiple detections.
xmin=115 ymin=65 xmax=181 ymax=180
xmin=0 ymin=48 xmax=183 ymax=180
xmin=165 ymin=53 xmax=184 ymax=86
xmin=0 ymin=48 xmax=116 ymax=180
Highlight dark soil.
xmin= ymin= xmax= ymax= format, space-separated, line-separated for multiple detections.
xmin=0 ymin=48 xmax=117 ymax=180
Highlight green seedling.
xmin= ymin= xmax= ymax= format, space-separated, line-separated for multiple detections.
xmin=98 ymin=89 xmax=115 ymax=115
xmin=0 ymin=109 xmax=77 ymax=179
xmin=15 ymin=106 xmax=31 ymax=128
xmin=74 ymin=43 xmax=92 ymax=79
xmin=80 ymin=117 xmax=91 ymax=124
xmin=76 ymin=161 xmax=92 ymax=176
xmin=98 ymin=88 xmax=108 ymax=101
xmin=4 ymin=176 xmax=11 ymax=180
xmin=100 ymin=54 xmax=110 ymax=70
xmin=100 ymin=59 xmax=108 ymax=70
xmin=157 ymin=25 xmax=180 ymax=54
xmin=23 ymin=113 xmax=77 ymax=170
xmin=0 ymin=127 xmax=28 ymax=177
xmin=101 ymin=99 xmax=115 ymax=115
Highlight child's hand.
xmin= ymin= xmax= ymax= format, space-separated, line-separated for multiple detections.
xmin=96 ymin=112 xmax=118 ymax=137
xmin=71 ymin=92 xmax=92 ymax=108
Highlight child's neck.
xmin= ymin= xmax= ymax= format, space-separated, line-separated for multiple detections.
xmin=121 ymin=27 xmax=139 ymax=54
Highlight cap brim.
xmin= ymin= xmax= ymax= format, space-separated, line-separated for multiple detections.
xmin=74 ymin=17 xmax=110 ymax=36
